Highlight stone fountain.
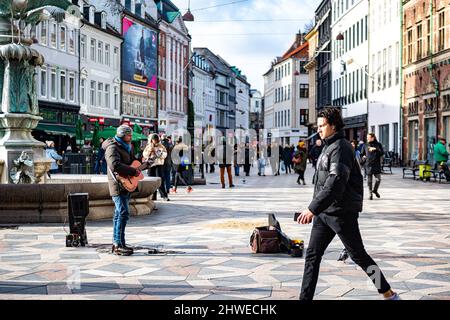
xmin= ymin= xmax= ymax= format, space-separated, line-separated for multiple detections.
xmin=0 ymin=1 xmax=161 ymax=223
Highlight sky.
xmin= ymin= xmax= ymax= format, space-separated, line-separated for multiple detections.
xmin=170 ymin=0 xmax=321 ymax=93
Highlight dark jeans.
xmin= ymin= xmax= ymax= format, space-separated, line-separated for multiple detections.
xmin=112 ymin=194 xmax=130 ymax=246
xmin=163 ymin=167 xmax=172 ymax=193
xmin=368 ymin=173 xmax=381 ymax=193
xmin=174 ymin=171 xmax=189 ymax=189
xmin=300 ymin=213 xmax=391 ymax=300
xmin=297 ymin=170 xmax=305 ymax=182
xmin=149 ymin=165 xmax=168 ymax=199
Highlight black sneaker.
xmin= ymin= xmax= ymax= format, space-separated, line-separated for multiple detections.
xmin=337 ymin=249 xmax=349 ymax=262
xmin=112 ymin=244 xmax=133 ymax=256
xmin=374 ymin=191 xmax=380 ymax=198
xmin=230 ymin=184 xmax=235 ymax=188
xmin=222 ymin=184 xmax=225 ymax=189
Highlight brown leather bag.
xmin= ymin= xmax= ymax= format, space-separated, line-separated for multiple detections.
xmin=250 ymin=227 xmax=281 ymax=253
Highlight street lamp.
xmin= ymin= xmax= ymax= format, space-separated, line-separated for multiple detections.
xmin=182 ymin=0 xmax=194 ymax=21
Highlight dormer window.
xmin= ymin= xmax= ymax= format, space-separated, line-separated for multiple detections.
xmin=89 ymin=7 xmax=95 ymax=24
xmin=101 ymin=12 xmax=106 ymax=29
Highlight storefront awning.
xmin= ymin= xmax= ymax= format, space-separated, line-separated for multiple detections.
xmin=35 ymin=124 xmax=76 ymax=137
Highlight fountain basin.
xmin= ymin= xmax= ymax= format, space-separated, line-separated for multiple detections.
xmin=0 ymin=176 xmax=161 ymax=223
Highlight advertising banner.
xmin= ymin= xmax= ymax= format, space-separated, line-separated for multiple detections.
xmin=122 ymin=17 xmax=157 ymax=90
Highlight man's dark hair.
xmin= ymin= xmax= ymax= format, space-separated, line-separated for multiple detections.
xmin=317 ymin=107 xmax=345 ymax=131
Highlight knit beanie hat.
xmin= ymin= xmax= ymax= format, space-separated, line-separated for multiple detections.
xmin=116 ymin=125 xmax=132 ymax=138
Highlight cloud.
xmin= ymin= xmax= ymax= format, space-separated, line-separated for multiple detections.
xmin=171 ymin=0 xmax=320 ymax=91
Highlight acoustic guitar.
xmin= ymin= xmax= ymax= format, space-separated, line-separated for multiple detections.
xmin=116 ymin=155 xmax=159 ymax=192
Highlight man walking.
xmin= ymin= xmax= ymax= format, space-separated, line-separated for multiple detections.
xmin=360 ymin=133 xmax=384 ymax=200
xmin=103 ymin=125 xmax=140 ymax=256
xmin=296 ymin=107 xmax=399 ymax=300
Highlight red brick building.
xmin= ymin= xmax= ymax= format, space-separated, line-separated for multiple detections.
xmin=402 ymin=0 xmax=450 ymax=162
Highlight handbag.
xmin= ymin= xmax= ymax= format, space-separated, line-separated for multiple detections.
xmin=250 ymin=226 xmax=281 ymax=253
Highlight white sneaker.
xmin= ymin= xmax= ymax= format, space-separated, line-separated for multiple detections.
xmin=384 ymin=292 xmax=401 ymax=300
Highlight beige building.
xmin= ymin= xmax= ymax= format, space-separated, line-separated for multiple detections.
xmin=305 ymin=26 xmax=319 ymax=135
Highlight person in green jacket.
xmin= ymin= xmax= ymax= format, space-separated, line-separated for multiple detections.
xmin=434 ymin=136 xmax=450 ymax=181
xmin=434 ymin=136 xmax=449 ymax=163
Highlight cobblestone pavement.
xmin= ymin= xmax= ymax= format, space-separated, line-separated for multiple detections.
xmin=0 ymin=166 xmax=449 ymax=300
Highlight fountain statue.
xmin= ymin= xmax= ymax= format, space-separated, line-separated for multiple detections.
xmin=0 ymin=0 xmax=75 ymax=184
xmin=0 ymin=2 xmax=162 ymax=224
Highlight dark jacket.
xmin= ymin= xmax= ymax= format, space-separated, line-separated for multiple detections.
xmin=308 ymin=130 xmax=363 ymax=217
xmin=282 ymin=147 xmax=292 ymax=164
xmin=360 ymin=140 xmax=384 ymax=175
xmin=103 ymin=138 xmax=137 ymax=197
xmin=161 ymin=139 xmax=173 ymax=169
xmin=293 ymin=149 xmax=307 ymax=172
xmin=309 ymin=144 xmax=323 ymax=166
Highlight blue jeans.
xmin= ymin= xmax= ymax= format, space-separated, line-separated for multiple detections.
xmin=112 ymin=194 xmax=130 ymax=246
xmin=234 ymin=165 xmax=240 ymax=176
xmin=163 ymin=168 xmax=172 ymax=193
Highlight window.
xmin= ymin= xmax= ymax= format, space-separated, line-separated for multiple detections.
xmin=114 ymin=87 xmax=119 ymax=110
xmin=371 ymin=54 xmax=376 ymax=92
xmin=68 ymin=73 xmax=75 ymax=102
xmin=388 ymin=46 xmax=392 ymax=87
xmin=90 ymin=39 xmax=96 ymax=62
xmin=40 ymin=21 xmax=47 ymax=45
xmin=417 ymin=23 xmax=423 ymax=59
xmin=105 ymin=44 xmax=110 ymax=66
xmin=80 ymin=78 xmax=86 ymax=105
xmin=395 ymin=41 xmax=400 ymax=85
xmin=288 ymin=84 xmax=291 ymax=100
xmin=113 ymin=47 xmax=119 ymax=70
xmin=407 ymin=29 xmax=413 ymax=63
xmin=80 ymin=34 xmax=86 ymax=59
xmin=438 ymin=11 xmax=445 ymax=51
xmin=105 ymin=84 xmax=110 ymax=108
xmin=59 ymin=25 xmax=66 ymax=51
xmin=383 ymin=48 xmax=387 ymax=89
xmin=356 ymin=21 xmax=360 ymax=46
xmin=69 ymin=29 xmax=75 ymax=54
xmin=50 ymin=22 xmax=56 ymax=48
xmin=50 ymin=68 xmax=56 ymax=98
xmin=90 ymin=81 xmax=96 ymax=106
xmin=299 ymin=84 xmax=309 ymax=98
xmin=98 ymin=83 xmax=103 ymax=107
xmin=426 ymin=18 xmax=431 ymax=55
xmin=40 ymin=67 xmax=47 ymax=97
xmin=59 ymin=70 xmax=66 ymax=100
xmin=98 ymin=41 xmax=103 ymax=64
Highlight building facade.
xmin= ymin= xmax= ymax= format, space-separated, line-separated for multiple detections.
xmin=402 ymin=0 xmax=450 ymax=162
xmin=31 ymin=3 xmax=81 ymax=152
xmin=249 ymin=89 xmax=264 ymax=132
xmin=156 ymin=0 xmax=191 ymax=134
xmin=331 ymin=0 xmax=369 ymax=141
xmin=268 ymin=33 xmax=309 ymax=146
xmin=368 ymin=0 xmax=402 ymax=156
xmin=316 ymin=0 xmax=333 ymax=111
xmin=305 ymin=25 xmax=319 ymax=137
xmin=233 ymin=68 xmax=251 ymax=130
xmin=79 ymin=1 xmax=123 ymax=131
xmin=195 ymin=48 xmax=233 ymax=134
xmin=191 ymin=52 xmax=215 ymax=132
xmin=263 ymin=65 xmax=275 ymax=141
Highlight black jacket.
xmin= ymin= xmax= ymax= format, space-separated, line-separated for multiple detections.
xmin=360 ymin=140 xmax=384 ymax=175
xmin=103 ymin=138 xmax=137 ymax=197
xmin=308 ymin=130 xmax=363 ymax=217
xmin=161 ymin=139 xmax=173 ymax=169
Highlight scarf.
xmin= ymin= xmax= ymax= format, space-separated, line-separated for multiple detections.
xmin=114 ymin=136 xmax=132 ymax=154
